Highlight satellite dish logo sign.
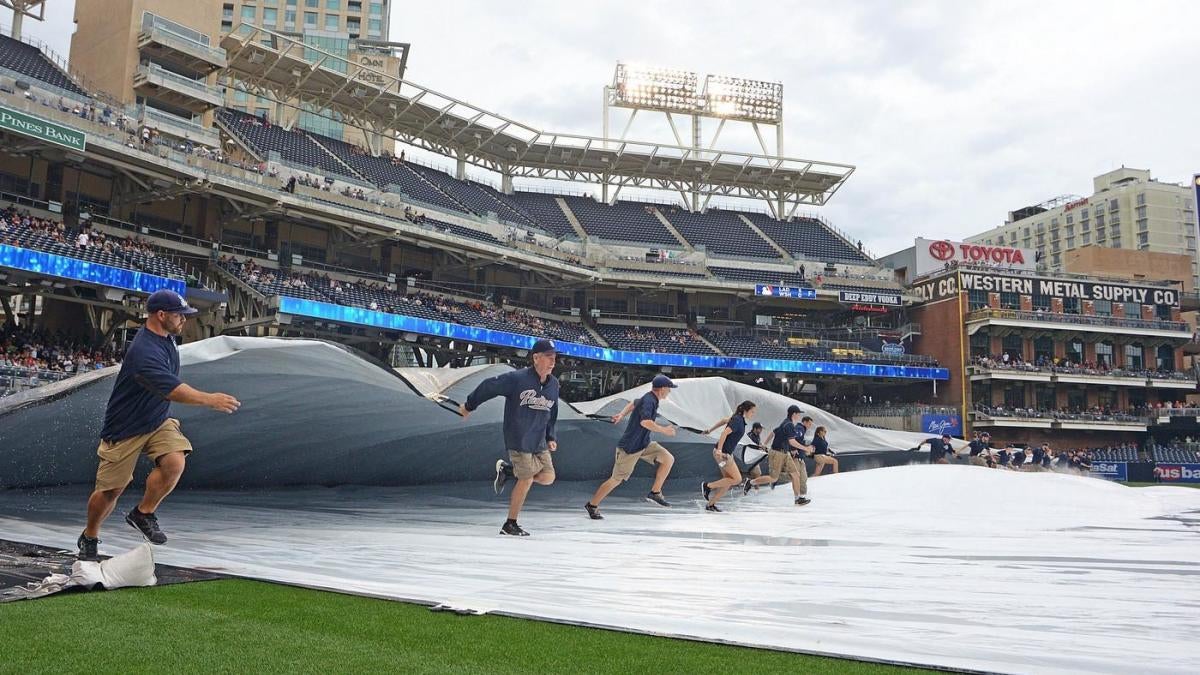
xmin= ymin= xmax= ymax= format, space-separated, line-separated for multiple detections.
xmin=928 ymin=240 xmax=956 ymax=261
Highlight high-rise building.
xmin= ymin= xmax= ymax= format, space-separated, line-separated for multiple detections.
xmin=967 ymin=168 xmax=1198 ymax=291
xmin=69 ymin=0 xmax=404 ymax=147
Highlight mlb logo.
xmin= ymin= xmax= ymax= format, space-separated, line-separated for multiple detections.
xmin=763 ymin=286 xmax=774 ymax=296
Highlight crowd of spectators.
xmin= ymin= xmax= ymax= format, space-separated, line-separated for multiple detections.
xmin=1 ymin=326 xmax=121 ymax=396
xmin=597 ymin=325 xmax=714 ymax=355
xmin=973 ymin=353 xmax=1189 ymax=380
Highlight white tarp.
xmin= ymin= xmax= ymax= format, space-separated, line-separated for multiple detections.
xmin=575 ymin=376 xmax=953 ymax=454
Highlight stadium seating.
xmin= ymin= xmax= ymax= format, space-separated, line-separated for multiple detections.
xmin=743 ymin=212 xmax=871 ymax=265
xmin=707 ymin=266 xmax=810 ymax=287
xmin=662 ymin=208 xmax=780 ymax=259
xmin=0 ymin=34 xmax=87 ymax=97
xmin=1090 ymin=447 xmax=1140 ymax=462
xmin=2 ymin=210 xmax=188 ymax=279
xmin=609 ymin=267 xmax=710 ymax=279
xmin=217 ymin=110 xmax=345 ymax=176
xmin=404 ymin=163 xmax=534 ymax=226
xmin=1150 ymin=446 xmax=1200 ymax=463
xmin=560 ymin=196 xmax=679 ymax=246
xmin=595 ymin=325 xmax=717 ymax=355
xmin=423 ymin=218 xmax=501 ymax=245
xmin=508 ymin=192 xmax=579 ymax=238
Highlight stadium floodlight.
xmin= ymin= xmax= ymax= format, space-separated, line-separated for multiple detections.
xmin=610 ymin=62 xmax=699 ymax=115
xmin=701 ymin=74 xmax=783 ymax=124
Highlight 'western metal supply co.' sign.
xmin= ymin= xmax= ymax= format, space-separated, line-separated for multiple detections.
xmin=0 ymin=106 xmax=86 ymax=152
xmin=912 ymin=271 xmax=1180 ymax=307
xmin=838 ymin=290 xmax=902 ymax=306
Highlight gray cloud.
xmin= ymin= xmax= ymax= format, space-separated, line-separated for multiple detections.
xmin=20 ymin=0 xmax=1200 ymax=257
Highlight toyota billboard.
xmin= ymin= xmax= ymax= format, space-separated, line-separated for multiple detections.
xmin=914 ymin=237 xmax=1037 ymax=277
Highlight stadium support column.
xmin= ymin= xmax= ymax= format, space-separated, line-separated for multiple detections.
xmin=501 ymin=166 xmax=513 ymax=195
xmin=455 ymin=149 xmax=466 ymax=180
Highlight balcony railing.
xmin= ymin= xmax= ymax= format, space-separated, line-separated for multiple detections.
xmin=134 ymin=63 xmax=223 ymax=107
xmin=973 ymin=405 xmax=1149 ymax=425
xmin=139 ymin=105 xmax=219 ymax=146
xmin=967 ymin=308 xmax=1188 ymax=333
xmin=140 ymin=24 xmax=227 ymax=69
xmin=969 ymin=361 xmax=1194 ymax=383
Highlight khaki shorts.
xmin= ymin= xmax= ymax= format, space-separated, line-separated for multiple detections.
xmin=95 ymin=418 xmax=192 ymax=491
xmin=970 ymin=455 xmax=989 ymax=467
xmin=509 ymin=450 xmax=554 ymax=480
xmin=611 ymin=441 xmax=671 ymax=481
xmin=813 ymin=454 xmax=837 ymax=466
xmin=767 ymin=449 xmax=802 ymax=479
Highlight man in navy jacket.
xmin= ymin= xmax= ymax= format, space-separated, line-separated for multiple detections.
xmin=461 ymin=339 xmax=560 ymax=537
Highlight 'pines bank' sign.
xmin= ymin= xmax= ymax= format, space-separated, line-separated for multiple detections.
xmin=0 ymin=106 xmax=86 ymax=152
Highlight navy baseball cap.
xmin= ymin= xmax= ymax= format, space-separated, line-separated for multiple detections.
xmin=530 ymin=339 xmax=557 ymax=355
xmin=787 ymin=404 xmax=802 ymax=416
xmin=651 ymin=374 xmax=677 ymax=388
xmin=941 ymin=433 xmax=952 ymax=439
xmin=147 ymin=289 xmax=197 ymax=315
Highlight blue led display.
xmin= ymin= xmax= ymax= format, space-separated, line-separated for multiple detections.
xmin=279 ymin=297 xmax=949 ymax=381
xmin=0 ymin=244 xmax=186 ymax=296
xmin=755 ymin=284 xmax=816 ymax=299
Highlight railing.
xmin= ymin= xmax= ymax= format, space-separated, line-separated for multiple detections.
xmin=844 ymin=404 xmax=958 ymax=418
xmin=139 ymin=105 xmax=219 ymax=146
xmin=967 ymin=308 xmax=1188 ymax=332
xmin=973 ymin=406 xmax=1150 ymax=424
xmin=970 ymin=361 xmax=1194 ymax=382
xmin=140 ymin=15 xmax=227 ymax=66
xmin=135 ymin=63 xmax=222 ymax=104
xmin=920 ymin=261 xmax=1180 ymax=289
xmin=0 ymin=366 xmax=84 ymax=397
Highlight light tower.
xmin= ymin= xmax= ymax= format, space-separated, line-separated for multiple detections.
xmin=0 ymin=0 xmax=46 ymax=40
xmin=602 ymin=62 xmax=784 ymax=210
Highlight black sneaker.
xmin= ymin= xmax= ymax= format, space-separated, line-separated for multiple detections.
xmin=701 ymin=481 xmax=712 ymax=501
xmin=705 ymin=504 xmax=722 ymax=513
xmin=795 ymin=496 xmax=812 ymax=506
xmin=585 ymin=503 xmax=604 ymax=520
xmin=741 ymin=477 xmax=753 ymax=496
xmin=500 ymin=520 xmax=529 ymax=536
xmin=493 ymin=459 xmax=513 ymax=495
xmin=77 ymin=532 xmax=100 ymax=561
xmin=645 ymin=492 xmax=671 ymax=508
xmin=125 ymin=508 xmax=167 ymax=545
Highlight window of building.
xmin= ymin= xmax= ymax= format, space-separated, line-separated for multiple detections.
xmin=970 ymin=331 xmax=989 ymax=359
xmin=1157 ymin=304 xmax=1171 ymax=320
xmin=1036 ymin=233 xmax=1045 ymax=245
xmin=1051 ymin=253 xmax=1061 ymax=267
xmin=1137 ymin=192 xmax=1146 ymax=206
xmin=1000 ymin=291 xmax=1020 ymax=310
xmin=1080 ymin=207 xmax=1088 ymax=219
xmin=1002 ymin=335 xmax=1023 ymax=361
xmin=1110 ymin=236 xmax=1121 ymax=248
xmin=304 ymin=11 xmax=317 ymax=27
xmin=1137 ymin=232 xmax=1149 ymax=246
xmin=1095 ymin=212 xmax=1105 ymax=226
xmin=1051 ymin=217 xmax=1060 ymax=226
xmin=325 ymin=14 xmax=339 ymax=29
xmin=1093 ymin=299 xmax=1112 ymax=316
xmin=241 ymin=6 xmax=256 ymax=20
xmin=1004 ymin=384 xmax=1025 ymax=409
xmin=1066 ymin=214 xmax=1074 ymax=224
xmin=1066 ymin=237 xmax=1075 ymax=249
xmin=1036 ymin=385 xmax=1055 ymax=410
xmin=1157 ymin=345 xmax=1176 ymax=370
xmin=1022 ymin=238 xmax=1031 ymax=248
xmin=1032 ymin=293 xmax=1050 ymax=311
xmin=306 ymin=0 xmax=319 ymax=7
xmin=222 ymin=19 xmax=232 ymax=30
xmin=1067 ymin=339 xmax=1083 ymax=363
xmin=263 ymin=8 xmax=277 ymax=24
xmin=1082 ymin=233 xmax=1090 ymax=245
xmin=1063 ymin=297 xmax=1080 ymax=314
xmin=1125 ymin=344 xmax=1143 ymax=370
xmin=1067 ymin=388 xmax=1086 ymax=410
xmin=233 ymin=89 xmax=249 ymax=103
xmin=1095 ymin=342 xmax=1114 ymax=367
xmin=1034 ymin=337 xmax=1053 ymax=363
xmin=285 ymin=9 xmax=296 ymax=24
xmin=1023 ymin=227 xmax=1030 ymax=237
xmin=1124 ymin=301 xmax=1140 ymax=318
xmin=968 ymin=289 xmax=988 ymax=311
xmin=1109 ymin=199 xmax=1119 ymax=212
xmin=368 ymin=18 xmax=382 ymax=33
xmin=287 ymin=0 xmax=297 ymax=5
xmin=223 ymin=4 xmax=234 ymax=20
xmin=263 ymin=0 xmax=278 ymax=5
xmin=370 ymin=1 xmax=383 ymax=15
xmin=1136 ymin=205 xmax=1148 ymax=219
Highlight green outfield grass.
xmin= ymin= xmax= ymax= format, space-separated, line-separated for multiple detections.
xmin=0 ymin=579 xmax=934 ymax=674
xmin=1123 ymin=481 xmax=1200 ymax=488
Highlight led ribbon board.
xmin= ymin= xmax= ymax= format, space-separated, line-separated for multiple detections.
xmin=0 ymin=244 xmax=186 ymax=295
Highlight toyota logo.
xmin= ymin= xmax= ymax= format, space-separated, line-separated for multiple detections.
xmin=928 ymin=240 xmax=955 ymax=261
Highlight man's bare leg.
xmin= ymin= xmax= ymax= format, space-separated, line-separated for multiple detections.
xmin=138 ymin=452 xmax=186 ymax=514
xmin=650 ymin=454 xmax=674 ymax=493
xmin=508 ymin=470 xmax=554 ymax=520
xmin=589 ymin=477 xmax=622 ymax=506
xmin=84 ymin=487 xmax=125 ymax=538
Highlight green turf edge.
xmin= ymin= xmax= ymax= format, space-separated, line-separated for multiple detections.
xmin=0 ymin=578 xmax=942 ymax=675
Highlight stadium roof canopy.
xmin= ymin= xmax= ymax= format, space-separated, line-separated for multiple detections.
xmin=219 ymin=24 xmax=855 ymax=217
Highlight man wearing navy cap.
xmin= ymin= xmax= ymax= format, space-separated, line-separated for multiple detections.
xmin=77 ymin=289 xmax=240 ymax=560
xmin=461 ymin=338 xmax=560 ymax=536
xmin=584 ymin=374 xmax=678 ymax=519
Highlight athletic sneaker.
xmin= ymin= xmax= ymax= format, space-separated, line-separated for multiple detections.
xmin=585 ymin=503 xmax=604 ymax=520
xmin=701 ymin=481 xmax=712 ymax=501
xmin=705 ymin=504 xmax=722 ymax=513
xmin=741 ymin=477 xmax=753 ymax=496
xmin=644 ymin=492 xmax=671 ymax=508
xmin=795 ymin=496 xmax=812 ymax=506
xmin=500 ymin=520 xmax=529 ymax=536
xmin=493 ymin=459 xmax=513 ymax=495
xmin=125 ymin=508 xmax=167 ymax=545
xmin=76 ymin=532 xmax=99 ymax=561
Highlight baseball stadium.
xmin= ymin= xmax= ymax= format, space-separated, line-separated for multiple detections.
xmin=1 ymin=2 xmax=1198 ymax=673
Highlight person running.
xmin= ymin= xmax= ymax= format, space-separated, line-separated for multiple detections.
xmin=78 ymin=290 xmax=241 ymax=561
xmin=462 ymin=339 xmax=560 ymax=537
xmin=741 ymin=422 xmax=769 ymax=483
xmin=810 ymin=426 xmax=839 ymax=476
xmin=743 ymin=405 xmax=812 ymax=505
xmin=916 ymin=433 xmax=955 ymax=464
xmin=1027 ymin=443 xmax=1047 ymax=472
xmin=701 ymin=400 xmax=757 ymax=512
xmin=1012 ymin=444 xmax=1028 ymax=470
xmin=585 ymin=375 xmax=678 ymax=519
xmin=968 ymin=432 xmax=991 ymax=467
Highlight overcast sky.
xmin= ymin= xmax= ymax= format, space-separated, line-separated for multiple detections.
xmin=23 ymin=1 xmax=1200 ymax=256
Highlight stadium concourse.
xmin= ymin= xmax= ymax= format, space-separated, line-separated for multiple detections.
xmin=0 ymin=10 xmax=1198 ymax=675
